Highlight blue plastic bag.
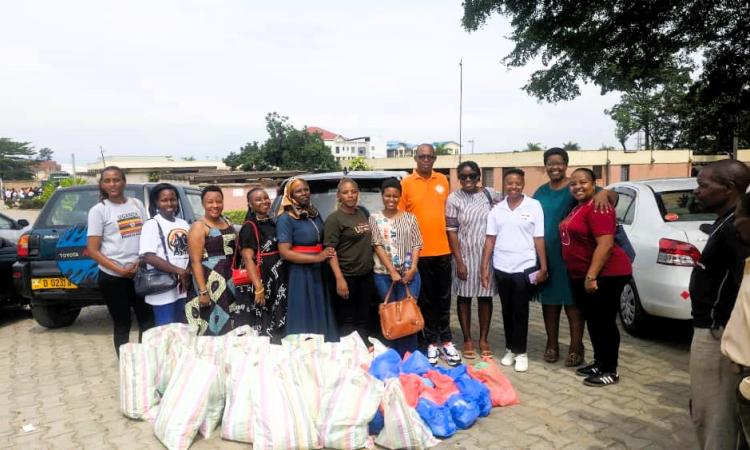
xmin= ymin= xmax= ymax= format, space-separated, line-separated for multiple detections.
xmin=453 ymin=372 xmax=492 ymax=417
xmin=368 ymin=409 xmax=384 ymax=436
xmin=445 ymin=394 xmax=480 ymax=429
xmin=401 ymin=350 xmax=433 ymax=375
xmin=416 ymin=398 xmax=457 ymax=438
xmin=369 ymin=348 xmax=402 ymax=380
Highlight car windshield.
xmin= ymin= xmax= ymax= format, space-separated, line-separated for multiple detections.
xmin=655 ymin=189 xmax=717 ymax=222
xmin=36 ymin=187 xmax=144 ymax=227
xmin=307 ymin=179 xmax=389 ymax=220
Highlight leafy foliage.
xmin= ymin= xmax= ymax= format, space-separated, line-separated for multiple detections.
xmin=0 ymin=138 xmax=36 ymax=179
xmin=562 ymin=141 xmax=580 ymax=151
xmin=38 ymin=147 xmax=54 ymax=161
xmin=434 ymin=143 xmax=452 ymax=156
xmin=39 ymin=177 xmax=87 ymax=204
xmin=525 ymin=142 xmax=544 ymax=152
xmin=224 ymin=209 xmax=248 ymax=224
xmin=462 ymin=0 xmax=750 ymax=154
xmin=345 ymin=156 xmax=372 ymax=171
xmin=228 ymin=113 xmax=339 ymax=172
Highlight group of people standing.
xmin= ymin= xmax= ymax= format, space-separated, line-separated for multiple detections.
xmin=87 ymin=144 xmax=634 ymax=390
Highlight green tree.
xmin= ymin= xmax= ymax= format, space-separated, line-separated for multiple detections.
xmin=222 ymin=151 xmax=243 ymax=171
xmin=462 ymin=0 xmax=750 ymax=155
xmin=346 ymin=156 xmax=372 ymax=171
xmin=434 ymin=143 xmax=452 ymax=156
xmin=0 ymin=138 xmax=36 ymax=179
xmin=525 ymin=142 xmax=544 ymax=152
xmin=563 ymin=141 xmax=580 ymax=151
xmin=182 ymin=156 xmax=196 ymax=161
xmin=228 ymin=113 xmax=339 ymax=172
xmin=38 ymin=147 xmax=53 ymax=161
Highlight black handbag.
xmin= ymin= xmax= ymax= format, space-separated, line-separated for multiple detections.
xmin=134 ymin=220 xmax=178 ymax=297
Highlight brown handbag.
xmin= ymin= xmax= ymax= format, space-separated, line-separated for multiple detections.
xmin=379 ymin=281 xmax=425 ymax=340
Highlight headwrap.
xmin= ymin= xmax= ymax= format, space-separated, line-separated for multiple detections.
xmin=277 ymin=178 xmax=319 ymax=220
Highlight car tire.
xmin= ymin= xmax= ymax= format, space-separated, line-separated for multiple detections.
xmin=31 ymin=304 xmax=81 ymax=328
xmin=619 ymin=279 xmax=650 ymax=336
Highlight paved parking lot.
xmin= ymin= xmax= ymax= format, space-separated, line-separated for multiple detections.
xmin=0 ymin=299 xmax=697 ymax=449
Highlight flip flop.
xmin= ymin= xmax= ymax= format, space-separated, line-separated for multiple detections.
xmin=480 ymin=350 xmax=494 ymax=358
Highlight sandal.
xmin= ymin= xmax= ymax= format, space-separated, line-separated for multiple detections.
xmin=544 ymin=347 xmax=559 ymax=363
xmin=462 ymin=342 xmax=477 ymax=359
xmin=480 ymin=349 xmax=494 ymax=358
xmin=565 ymin=350 xmax=585 ymax=367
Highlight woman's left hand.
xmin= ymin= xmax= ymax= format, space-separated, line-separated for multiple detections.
xmin=584 ymin=277 xmax=598 ymax=293
xmin=534 ymin=267 xmax=548 ymax=284
xmin=402 ymin=268 xmax=417 ymax=285
xmin=592 ymin=190 xmax=612 ymax=213
xmin=253 ymin=283 xmax=265 ymax=306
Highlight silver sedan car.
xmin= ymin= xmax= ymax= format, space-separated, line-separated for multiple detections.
xmin=606 ymin=178 xmax=715 ymax=336
xmin=0 ymin=211 xmax=31 ymax=245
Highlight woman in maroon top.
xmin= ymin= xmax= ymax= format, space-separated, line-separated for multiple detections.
xmin=560 ymin=168 xmax=632 ymax=387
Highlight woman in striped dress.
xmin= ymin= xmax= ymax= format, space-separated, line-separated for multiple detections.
xmin=446 ymin=161 xmax=500 ymax=358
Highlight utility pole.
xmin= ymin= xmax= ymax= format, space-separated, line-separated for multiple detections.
xmin=458 ymin=59 xmax=463 ymax=163
xmin=71 ymin=154 xmax=76 ymax=181
xmin=468 ymin=139 xmax=475 ymax=154
xmin=100 ymin=146 xmax=106 ymax=167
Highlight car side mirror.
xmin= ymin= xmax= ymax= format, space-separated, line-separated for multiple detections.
xmin=16 ymin=219 xmax=29 ymax=228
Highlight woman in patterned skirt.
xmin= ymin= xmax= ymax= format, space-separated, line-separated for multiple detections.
xmin=446 ymin=161 xmax=501 ymax=359
xmin=186 ymin=185 xmax=238 ymax=336
xmin=236 ymin=187 xmax=287 ymax=340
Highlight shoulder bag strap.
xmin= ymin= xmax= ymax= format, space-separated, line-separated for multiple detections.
xmin=233 ymin=220 xmax=262 ymax=269
xmin=483 ymin=188 xmax=493 ymax=205
xmin=155 ymin=219 xmax=170 ymax=264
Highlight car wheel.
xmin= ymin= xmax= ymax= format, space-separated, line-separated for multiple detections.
xmin=619 ymin=279 xmax=650 ymax=336
xmin=31 ymin=304 xmax=81 ymax=328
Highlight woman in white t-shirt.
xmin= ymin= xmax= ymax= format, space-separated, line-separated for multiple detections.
xmin=480 ymin=168 xmax=547 ymax=373
xmin=139 ymin=183 xmax=191 ymax=326
xmin=87 ymin=166 xmax=153 ymax=357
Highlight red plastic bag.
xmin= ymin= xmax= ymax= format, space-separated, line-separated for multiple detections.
xmin=398 ymin=373 xmax=424 ymax=408
xmin=467 ymin=356 xmax=520 ymax=407
xmin=420 ymin=370 xmax=460 ymax=406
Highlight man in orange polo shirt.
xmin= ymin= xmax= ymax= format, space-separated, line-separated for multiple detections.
xmin=399 ymin=143 xmax=461 ymax=366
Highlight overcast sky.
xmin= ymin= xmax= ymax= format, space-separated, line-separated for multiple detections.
xmin=1 ymin=0 xmax=628 ymax=164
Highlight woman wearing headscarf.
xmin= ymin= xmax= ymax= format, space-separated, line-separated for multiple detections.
xmin=276 ymin=178 xmax=338 ymax=341
xmin=236 ymin=187 xmax=288 ymax=340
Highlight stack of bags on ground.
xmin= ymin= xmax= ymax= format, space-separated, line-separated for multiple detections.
xmin=119 ymin=323 xmax=520 ymax=450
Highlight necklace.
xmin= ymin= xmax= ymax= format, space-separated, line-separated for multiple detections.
xmin=560 ymin=201 xmax=590 ymax=246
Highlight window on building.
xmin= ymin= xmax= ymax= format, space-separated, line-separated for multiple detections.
xmin=482 ymin=168 xmax=494 ymax=188
xmin=335 ymin=146 xmax=340 ymax=154
xmin=592 ymin=165 xmax=603 ymax=180
xmin=358 ymin=146 xmax=366 ymax=155
xmin=620 ymin=165 xmax=630 ymax=181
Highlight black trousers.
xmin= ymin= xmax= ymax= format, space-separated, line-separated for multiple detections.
xmin=98 ymin=271 xmax=154 ymax=357
xmin=332 ymin=272 xmax=375 ymax=344
xmin=417 ymin=254 xmax=453 ymax=345
xmin=571 ymin=275 xmax=630 ymax=373
xmin=494 ymin=269 xmax=531 ymax=354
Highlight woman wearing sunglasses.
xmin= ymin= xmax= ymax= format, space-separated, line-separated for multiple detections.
xmin=446 ymin=161 xmax=501 ymax=359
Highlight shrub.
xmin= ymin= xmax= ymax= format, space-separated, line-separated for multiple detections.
xmin=224 ymin=209 xmax=248 ymax=224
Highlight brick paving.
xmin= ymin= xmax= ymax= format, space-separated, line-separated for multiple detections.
xmin=0 ymin=301 xmax=697 ymax=449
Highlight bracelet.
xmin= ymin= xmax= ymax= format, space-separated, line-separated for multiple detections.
xmin=200 ymin=289 xmax=208 ymax=295
xmin=585 ymin=275 xmax=596 ymax=281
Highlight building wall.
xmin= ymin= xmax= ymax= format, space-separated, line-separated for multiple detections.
xmin=218 ymin=184 xmax=278 ymax=211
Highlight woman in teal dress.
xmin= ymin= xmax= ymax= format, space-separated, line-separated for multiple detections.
xmin=534 ymin=148 xmax=615 ymax=366
xmin=276 ymin=178 xmax=339 ymax=342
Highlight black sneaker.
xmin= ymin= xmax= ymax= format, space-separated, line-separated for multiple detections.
xmin=575 ymin=361 xmax=601 ymax=377
xmin=583 ymin=372 xmax=619 ymax=387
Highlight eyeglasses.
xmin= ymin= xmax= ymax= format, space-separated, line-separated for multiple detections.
xmin=416 ymin=154 xmax=436 ymax=161
xmin=458 ymin=173 xmax=479 ymax=181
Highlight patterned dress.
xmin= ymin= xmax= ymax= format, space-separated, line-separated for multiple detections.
xmin=533 ymin=183 xmax=576 ymax=305
xmin=186 ymin=222 xmax=238 ymax=336
xmin=236 ymin=217 xmax=287 ymax=338
xmin=445 ymin=188 xmax=498 ymax=297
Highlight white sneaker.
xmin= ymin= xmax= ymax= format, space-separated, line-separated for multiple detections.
xmin=514 ymin=353 xmax=528 ymax=372
xmin=440 ymin=342 xmax=462 ymax=367
xmin=500 ymin=349 xmax=514 ymax=366
xmin=427 ymin=345 xmax=439 ymax=365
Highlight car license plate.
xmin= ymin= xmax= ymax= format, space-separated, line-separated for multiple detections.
xmin=31 ymin=277 xmax=78 ymax=290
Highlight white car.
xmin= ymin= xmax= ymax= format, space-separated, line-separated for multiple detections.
xmin=606 ymin=178 xmax=715 ymax=336
xmin=0 ymin=211 xmax=31 ymax=245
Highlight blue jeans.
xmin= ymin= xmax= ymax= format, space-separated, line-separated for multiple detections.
xmin=152 ymin=298 xmax=187 ymax=327
xmin=374 ymin=273 xmax=421 ymax=357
